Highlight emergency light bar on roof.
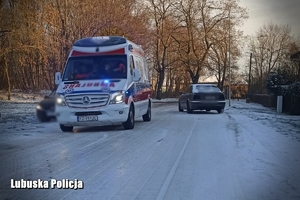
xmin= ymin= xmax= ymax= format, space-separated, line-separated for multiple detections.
xmin=73 ymin=36 xmax=127 ymax=47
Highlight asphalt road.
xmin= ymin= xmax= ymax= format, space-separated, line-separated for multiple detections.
xmin=0 ymin=102 xmax=300 ymax=200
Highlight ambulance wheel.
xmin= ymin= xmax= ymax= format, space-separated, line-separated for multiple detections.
xmin=123 ymin=105 xmax=134 ymax=130
xmin=142 ymin=101 xmax=151 ymax=122
xmin=60 ymin=124 xmax=73 ymax=132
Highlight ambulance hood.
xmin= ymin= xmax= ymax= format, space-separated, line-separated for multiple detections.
xmin=56 ymin=79 xmax=127 ymax=96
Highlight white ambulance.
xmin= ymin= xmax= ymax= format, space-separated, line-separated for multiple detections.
xmin=54 ymin=36 xmax=152 ymax=132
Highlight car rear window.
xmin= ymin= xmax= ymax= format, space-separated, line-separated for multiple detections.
xmin=193 ymin=85 xmax=220 ymax=93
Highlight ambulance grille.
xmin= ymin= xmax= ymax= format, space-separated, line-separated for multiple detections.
xmin=65 ymin=94 xmax=109 ymax=108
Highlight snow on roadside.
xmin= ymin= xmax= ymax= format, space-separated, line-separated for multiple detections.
xmin=0 ymin=90 xmax=299 ymax=142
xmin=0 ymin=101 xmax=42 ymax=134
xmin=227 ymin=99 xmax=300 ymax=142
xmin=152 ymin=98 xmax=178 ymax=103
xmin=0 ymin=90 xmax=52 ymax=103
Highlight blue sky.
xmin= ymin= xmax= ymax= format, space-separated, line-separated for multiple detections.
xmin=239 ymin=0 xmax=300 ymax=37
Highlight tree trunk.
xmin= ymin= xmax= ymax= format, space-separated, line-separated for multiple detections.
xmin=221 ymin=64 xmax=227 ymax=92
xmin=169 ymin=73 xmax=174 ymax=94
xmin=156 ymin=69 xmax=165 ymax=100
xmin=191 ymin=74 xmax=199 ymax=84
xmin=217 ymin=66 xmax=221 ymax=89
xmin=165 ymin=70 xmax=170 ymax=94
xmin=174 ymin=78 xmax=181 ymax=94
xmin=4 ymin=55 xmax=11 ymax=100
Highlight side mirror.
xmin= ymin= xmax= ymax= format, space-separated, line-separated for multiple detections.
xmin=133 ymin=69 xmax=141 ymax=82
xmin=55 ymin=72 xmax=62 ymax=85
xmin=179 ymin=92 xmax=183 ymax=96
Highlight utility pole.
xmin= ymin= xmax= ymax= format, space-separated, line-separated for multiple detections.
xmin=228 ymin=8 xmax=231 ymax=106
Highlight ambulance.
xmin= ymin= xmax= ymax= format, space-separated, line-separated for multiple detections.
xmin=54 ymin=36 xmax=152 ymax=132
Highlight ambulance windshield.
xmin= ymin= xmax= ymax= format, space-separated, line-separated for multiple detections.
xmin=62 ymin=55 xmax=127 ymax=81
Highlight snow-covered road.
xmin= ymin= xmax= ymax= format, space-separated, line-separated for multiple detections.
xmin=0 ymin=100 xmax=300 ymax=200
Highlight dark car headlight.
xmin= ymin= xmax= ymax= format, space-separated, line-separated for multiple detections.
xmin=36 ymin=104 xmax=42 ymax=110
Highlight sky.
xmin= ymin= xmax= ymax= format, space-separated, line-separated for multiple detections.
xmin=239 ymin=0 xmax=300 ymax=37
xmin=202 ymin=0 xmax=300 ymax=81
xmin=233 ymin=0 xmax=300 ymax=74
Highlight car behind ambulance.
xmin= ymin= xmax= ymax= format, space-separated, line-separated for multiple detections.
xmin=54 ymin=36 xmax=152 ymax=132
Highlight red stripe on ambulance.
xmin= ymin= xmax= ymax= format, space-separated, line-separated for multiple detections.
xmin=71 ymin=48 xmax=125 ymax=57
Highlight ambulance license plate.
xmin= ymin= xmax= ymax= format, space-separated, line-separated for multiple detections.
xmin=77 ymin=116 xmax=98 ymax=122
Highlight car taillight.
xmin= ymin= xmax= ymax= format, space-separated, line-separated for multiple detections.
xmin=219 ymin=94 xmax=225 ymax=100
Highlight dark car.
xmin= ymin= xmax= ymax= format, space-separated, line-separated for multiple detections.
xmin=36 ymin=90 xmax=56 ymax=122
xmin=178 ymin=84 xmax=225 ymax=114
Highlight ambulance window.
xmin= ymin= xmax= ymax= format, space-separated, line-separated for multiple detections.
xmin=130 ymin=56 xmax=135 ymax=75
xmin=144 ymin=59 xmax=150 ymax=81
xmin=136 ymin=59 xmax=145 ymax=81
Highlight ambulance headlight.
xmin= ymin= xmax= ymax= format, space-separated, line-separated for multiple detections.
xmin=110 ymin=91 xmax=125 ymax=104
xmin=55 ymin=94 xmax=66 ymax=106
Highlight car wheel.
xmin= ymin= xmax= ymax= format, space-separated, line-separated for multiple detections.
xmin=123 ymin=104 xmax=135 ymax=129
xmin=178 ymin=102 xmax=183 ymax=112
xmin=187 ymin=101 xmax=193 ymax=114
xmin=60 ymin=124 xmax=73 ymax=132
xmin=217 ymin=109 xmax=224 ymax=114
xmin=142 ymin=102 xmax=151 ymax=121
xmin=37 ymin=110 xmax=50 ymax=122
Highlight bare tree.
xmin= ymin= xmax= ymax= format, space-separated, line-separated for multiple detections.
xmin=249 ymin=22 xmax=294 ymax=92
xmin=0 ymin=0 xmax=150 ymax=99
xmin=144 ymin=0 xmax=181 ymax=99
xmin=172 ymin=0 xmax=247 ymax=85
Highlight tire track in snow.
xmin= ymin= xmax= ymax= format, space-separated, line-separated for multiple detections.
xmin=14 ymin=105 xmax=175 ymax=199
xmin=155 ymin=119 xmax=198 ymax=200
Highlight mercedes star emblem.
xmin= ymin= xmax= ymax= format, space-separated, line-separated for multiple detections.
xmin=82 ymin=96 xmax=91 ymax=104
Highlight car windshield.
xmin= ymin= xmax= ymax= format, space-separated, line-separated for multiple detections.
xmin=194 ymin=85 xmax=221 ymax=93
xmin=62 ymin=55 xmax=127 ymax=81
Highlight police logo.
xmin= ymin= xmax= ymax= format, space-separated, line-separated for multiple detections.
xmin=82 ymin=96 xmax=91 ymax=104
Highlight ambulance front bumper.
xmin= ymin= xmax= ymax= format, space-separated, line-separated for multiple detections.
xmin=55 ymin=104 xmax=129 ymax=127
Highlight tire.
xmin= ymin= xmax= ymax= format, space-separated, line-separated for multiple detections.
xmin=217 ymin=109 xmax=224 ymax=114
xmin=187 ymin=101 xmax=193 ymax=114
xmin=37 ymin=110 xmax=50 ymax=122
xmin=178 ymin=102 xmax=183 ymax=112
xmin=142 ymin=102 xmax=151 ymax=121
xmin=60 ymin=124 xmax=73 ymax=132
xmin=123 ymin=105 xmax=135 ymax=130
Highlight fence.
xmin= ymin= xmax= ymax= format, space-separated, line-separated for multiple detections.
xmin=248 ymin=93 xmax=300 ymax=115
xmin=282 ymin=95 xmax=291 ymax=113
xmin=248 ymin=93 xmax=277 ymax=108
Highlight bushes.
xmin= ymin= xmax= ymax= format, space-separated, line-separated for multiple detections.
xmin=265 ymin=69 xmax=294 ymax=95
xmin=283 ymin=82 xmax=300 ymax=115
